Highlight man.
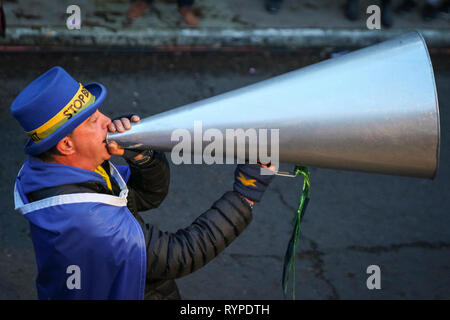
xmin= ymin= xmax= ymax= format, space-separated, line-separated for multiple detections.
xmin=11 ymin=66 xmax=274 ymax=299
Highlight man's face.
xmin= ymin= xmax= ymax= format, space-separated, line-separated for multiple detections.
xmin=69 ymin=109 xmax=112 ymax=168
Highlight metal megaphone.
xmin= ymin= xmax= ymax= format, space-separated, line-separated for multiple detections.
xmin=108 ymin=32 xmax=440 ymax=179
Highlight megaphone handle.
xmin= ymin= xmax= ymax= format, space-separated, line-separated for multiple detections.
xmin=275 ymin=165 xmax=308 ymax=178
xmin=274 ymin=170 xmax=298 ymax=178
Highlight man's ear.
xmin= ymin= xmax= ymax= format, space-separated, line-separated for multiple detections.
xmin=55 ymin=136 xmax=75 ymax=155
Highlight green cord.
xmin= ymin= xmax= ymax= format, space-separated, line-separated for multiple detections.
xmin=282 ymin=165 xmax=310 ymax=300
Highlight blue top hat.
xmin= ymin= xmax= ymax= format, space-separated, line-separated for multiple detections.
xmin=11 ymin=66 xmax=107 ymax=156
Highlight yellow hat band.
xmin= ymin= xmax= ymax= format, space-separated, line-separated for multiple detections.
xmin=27 ymin=83 xmax=95 ymax=143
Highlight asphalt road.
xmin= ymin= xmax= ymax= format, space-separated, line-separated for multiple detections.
xmin=0 ymin=49 xmax=449 ymax=300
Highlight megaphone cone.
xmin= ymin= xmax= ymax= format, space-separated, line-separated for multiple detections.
xmin=108 ymin=32 xmax=440 ymax=179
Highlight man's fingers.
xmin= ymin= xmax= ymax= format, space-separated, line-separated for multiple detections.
xmin=108 ymin=115 xmax=140 ymax=133
xmin=107 ymin=141 xmax=125 ymax=156
xmin=107 ymin=122 xmax=116 ymax=133
xmin=258 ymin=162 xmax=276 ymax=172
xmin=113 ymin=119 xmax=125 ymax=132
xmin=120 ymin=117 xmax=132 ymax=130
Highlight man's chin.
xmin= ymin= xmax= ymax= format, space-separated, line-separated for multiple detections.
xmin=105 ymin=149 xmax=112 ymax=159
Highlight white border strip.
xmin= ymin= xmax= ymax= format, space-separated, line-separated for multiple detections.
xmin=14 ymin=161 xmax=130 ymax=216
xmin=109 ymin=162 xmax=129 ymax=198
xmin=15 ymin=192 xmax=127 ymax=215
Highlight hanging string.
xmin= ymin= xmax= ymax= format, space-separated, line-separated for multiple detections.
xmin=282 ymin=165 xmax=310 ymax=300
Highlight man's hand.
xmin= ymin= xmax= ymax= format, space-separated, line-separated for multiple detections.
xmin=108 ymin=114 xmax=140 ymax=133
xmin=233 ymin=163 xmax=276 ymax=205
xmin=106 ymin=114 xmax=140 ymax=157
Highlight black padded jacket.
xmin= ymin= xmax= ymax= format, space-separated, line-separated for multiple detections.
xmin=27 ymin=151 xmax=253 ymax=300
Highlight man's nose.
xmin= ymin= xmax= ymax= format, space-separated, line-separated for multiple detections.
xmin=100 ymin=112 xmax=111 ymax=128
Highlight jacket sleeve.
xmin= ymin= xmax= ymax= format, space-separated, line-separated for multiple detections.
xmin=125 ymin=151 xmax=170 ymax=211
xmin=146 ymin=191 xmax=253 ymax=280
